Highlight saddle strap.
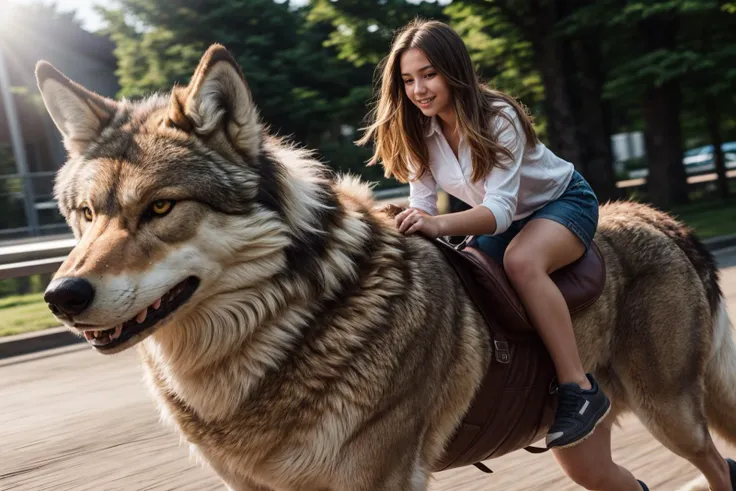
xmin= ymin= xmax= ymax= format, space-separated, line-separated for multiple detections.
xmin=431 ymin=239 xmax=514 ymax=470
xmin=472 ymin=445 xmax=549 ymax=475
xmin=433 ymin=240 xmax=511 ymax=364
xmin=523 ymin=445 xmax=550 ymax=454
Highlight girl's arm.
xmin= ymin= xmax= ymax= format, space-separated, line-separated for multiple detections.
xmin=407 ymin=166 xmax=439 ymax=216
xmin=400 ymin=104 xmax=526 ymax=238
xmin=399 ymin=204 xmax=497 ymax=237
xmin=395 ymin=163 xmax=439 ymax=230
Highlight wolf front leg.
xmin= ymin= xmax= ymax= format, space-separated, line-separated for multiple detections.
xmin=202 ymin=458 xmax=274 ymax=491
xmin=344 ymin=450 xmax=431 ymax=491
xmin=372 ymin=464 xmax=430 ymax=491
xmin=222 ymin=476 xmax=274 ymax=491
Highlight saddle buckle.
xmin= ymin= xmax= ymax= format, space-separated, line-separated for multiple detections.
xmin=494 ymin=340 xmax=511 ymax=364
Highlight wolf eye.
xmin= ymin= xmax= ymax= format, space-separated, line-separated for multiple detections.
xmin=150 ymin=200 xmax=175 ymax=216
xmin=82 ymin=207 xmax=93 ymax=222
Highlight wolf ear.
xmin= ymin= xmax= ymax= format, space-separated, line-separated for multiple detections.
xmin=35 ymin=61 xmax=117 ymax=156
xmin=167 ymin=44 xmax=262 ymax=158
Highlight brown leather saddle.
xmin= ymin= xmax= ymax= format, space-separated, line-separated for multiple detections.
xmin=429 ymin=236 xmax=607 ymax=473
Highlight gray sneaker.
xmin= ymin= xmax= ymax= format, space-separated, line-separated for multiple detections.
xmin=546 ymin=373 xmax=611 ymax=448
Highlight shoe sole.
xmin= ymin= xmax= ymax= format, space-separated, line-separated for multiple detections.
xmin=546 ymin=401 xmax=612 ymax=450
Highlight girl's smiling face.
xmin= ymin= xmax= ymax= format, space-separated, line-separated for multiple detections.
xmin=400 ymin=48 xmax=452 ymax=119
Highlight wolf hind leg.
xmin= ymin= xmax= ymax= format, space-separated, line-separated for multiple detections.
xmin=704 ymin=300 xmax=736 ymax=448
xmin=674 ymin=298 xmax=736 ymax=491
xmin=630 ymin=384 xmax=731 ymax=491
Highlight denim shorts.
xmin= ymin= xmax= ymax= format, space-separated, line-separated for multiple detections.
xmin=468 ymin=170 xmax=599 ymax=264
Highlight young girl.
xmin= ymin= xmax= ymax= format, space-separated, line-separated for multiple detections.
xmin=358 ymin=19 xmax=649 ymax=491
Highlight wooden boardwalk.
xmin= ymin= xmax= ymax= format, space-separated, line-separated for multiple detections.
xmin=2 ymin=248 xmax=735 ymax=491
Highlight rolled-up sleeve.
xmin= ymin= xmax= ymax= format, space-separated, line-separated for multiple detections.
xmin=480 ymin=106 xmax=526 ymax=234
xmin=408 ymin=166 xmax=439 ymax=216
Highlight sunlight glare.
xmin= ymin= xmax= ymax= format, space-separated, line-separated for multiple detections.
xmin=0 ymin=4 xmax=22 ymax=39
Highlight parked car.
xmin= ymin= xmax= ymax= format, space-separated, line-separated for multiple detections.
xmin=682 ymin=142 xmax=736 ymax=173
xmin=626 ymin=141 xmax=736 ymax=179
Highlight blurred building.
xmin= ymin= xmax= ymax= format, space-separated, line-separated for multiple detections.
xmin=0 ymin=4 xmax=119 ymax=239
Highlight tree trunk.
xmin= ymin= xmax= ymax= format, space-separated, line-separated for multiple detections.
xmin=567 ymin=33 xmax=620 ymax=202
xmin=639 ymin=15 xmax=688 ymax=209
xmin=531 ymin=0 xmax=582 ymax=168
xmin=704 ymin=94 xmax=729 ymax=200
xmin=641 ymin=81 xmax=688 ymax=209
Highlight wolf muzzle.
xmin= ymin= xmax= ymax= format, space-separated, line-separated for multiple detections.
xmin=44 ymin=277 xmax=95 ymax=317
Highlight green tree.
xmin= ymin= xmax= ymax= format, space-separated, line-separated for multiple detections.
xmin=307 ymin=0 xmax=448 ymax=67
xmin=98 ymin=0 xmax=387 ymax=185
xmin=445 ymin=2 xmax=545 ymax=135
xmin=678 ymin=1 xmax=736 ymax=199
xmin=454 ymin=0 xmax=736 ymax=208
xmin=597 ymin=1 xmax=691 ymax=207
xmin=99 ymin=0 xmax=736 ymax=206
xmin=446 ymin=0 xmax=620 ymax=201
xmin=593 ymin=0 xmax=736 ymax=207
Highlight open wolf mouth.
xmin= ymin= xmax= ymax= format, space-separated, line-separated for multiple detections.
xmin=82 ymin=276 xmax=200 ymax=351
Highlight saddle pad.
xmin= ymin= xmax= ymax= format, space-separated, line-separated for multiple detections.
xmin=454 ymin=239 xmax=606 ymax=334
xmin=429 ymin=239 xmax=561 ymax=471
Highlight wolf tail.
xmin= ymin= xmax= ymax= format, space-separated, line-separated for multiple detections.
xmin=705 ymin=298 xmax=736 ymax=445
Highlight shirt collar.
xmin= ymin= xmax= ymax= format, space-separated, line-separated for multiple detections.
xmin=425 ymin=116 xmax=441 ymax=138
xmin=425 ymin=116 xmax=466 ymax=147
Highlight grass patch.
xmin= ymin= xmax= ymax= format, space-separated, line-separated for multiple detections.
xmin=0 ymin=292 xmax=60 ymax=337
xmin=671 ymin=198 xmax=736 ymax=240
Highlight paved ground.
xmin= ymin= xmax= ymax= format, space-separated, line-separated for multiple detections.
xmin=2 ymin=247 xmax=735 ymax=491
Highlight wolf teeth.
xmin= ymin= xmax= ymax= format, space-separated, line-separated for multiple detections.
xmin=85 ymin=283 xmax=184 ymax=341
xmin=84 ymin=325 xmax=123 ymax=343
xmin=135 ymin=296 xmax=164 ymax=323
xmin=111 ymin=325 xmax=123 ymax=340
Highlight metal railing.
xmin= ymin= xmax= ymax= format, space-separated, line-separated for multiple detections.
xmin=1 ymin=169 xmax=734 ymax=281
xmin=0 ymin=171 xmax=69 ymax=239
xmin=0 ymin=237 xmax=74 ymax=280
xmin=0 ymin=187 xmax=409 ymax=280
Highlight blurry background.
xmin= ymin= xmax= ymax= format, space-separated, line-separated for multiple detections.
xmin=1 ymin=0 xmax=735 ymax=334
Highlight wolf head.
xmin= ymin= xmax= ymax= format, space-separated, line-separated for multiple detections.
xmin=35 ymin=45 xmax=361 ymax=356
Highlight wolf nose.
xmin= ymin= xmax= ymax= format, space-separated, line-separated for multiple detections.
xmin=44 ymin=277 xmax=95 ymax=317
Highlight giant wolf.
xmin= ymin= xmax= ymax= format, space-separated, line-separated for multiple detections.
xmin=36 ymin=45 xmax=736 ymax=490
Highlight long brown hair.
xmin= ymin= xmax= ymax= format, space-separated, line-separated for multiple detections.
xmin=357 ymin=18 xmax=539 ymax=184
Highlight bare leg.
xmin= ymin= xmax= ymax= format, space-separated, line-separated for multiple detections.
xmin=503 ymin=218 xmax=621 ymax=467
xmin=503 ymin=218 xmax=590 ymax=389
xmin=552 ymin=421 xmax=643 ymax=490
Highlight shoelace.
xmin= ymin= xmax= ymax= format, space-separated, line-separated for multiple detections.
xmin=554 ymin=386 xmax=583 ymax=421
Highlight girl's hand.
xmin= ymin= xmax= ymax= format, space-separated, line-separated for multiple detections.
xmin=395 ymin=208 xmax=441 ymax=239
xmin=395 ymin=207 xmax=427 ymax=230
